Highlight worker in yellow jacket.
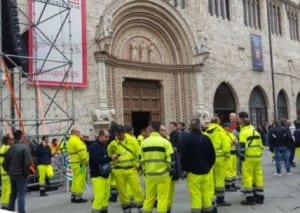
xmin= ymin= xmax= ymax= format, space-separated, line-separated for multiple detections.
xmin=206 ymin=117 xmax=231 ymax=207
xmin=238 ymin=111 xmax=264 ymax=205
xmin=0 ymin=135 xmax=13 ymax=209
xmin=107 ymin=125 xmax=144 ymax=213
xmin=66 ymin=128 xmax=89 ymax=203
xmin=223 ymin=122 xmax=239 ymax=192
xmin=140 ymin=121 xmax=174 ymax=213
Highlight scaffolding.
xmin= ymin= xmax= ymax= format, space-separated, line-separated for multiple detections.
xmin=0 ymin=0 xmax=75 ymax=140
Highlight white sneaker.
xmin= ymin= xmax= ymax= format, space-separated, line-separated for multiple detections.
xmin=273 ymin=173 xmax=281 ymax=176
xmin=286 ymin=172 xmax=292 ymax=176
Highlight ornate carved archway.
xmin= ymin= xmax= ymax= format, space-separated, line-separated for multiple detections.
xmin=94 ymin=0 xmax=209 ymax=125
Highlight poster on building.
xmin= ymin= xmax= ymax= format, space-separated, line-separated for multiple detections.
xmin=28 ymin=0 xmax=87 ymax=87
xmin=251 ymin=34 xmax=264 ymax=71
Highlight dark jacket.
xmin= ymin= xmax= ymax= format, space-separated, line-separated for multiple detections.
xmin=169 ymin=130 xmax=180 ymax=150
xmin=181 ymin=130 xmax=215 ymax=175
xmin=3 ymin=140 xmax=31 ymax=177
xmin=269 ymin=126 xmax=292 ymax=148
xmin=294 ymin=129 xmax=300 ymax=148
xmin=88 ymin=140 xmax=112 ymax=178
xmin=36 ymin=144 xmax=52 ymax=165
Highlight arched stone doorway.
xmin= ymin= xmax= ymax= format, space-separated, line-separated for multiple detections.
xmin=277 ymin=90 xmax=289 ymax=119
xmin=94 ymin=0 xmax=208 ymax=130
xmin=249 ymin=86 xmax=268 ymax=128
xmin=213 ymin=82 xmax=237 ymax=123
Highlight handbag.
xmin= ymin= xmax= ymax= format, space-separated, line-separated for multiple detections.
xmin=98 ymin=162 xmax=112 ymax=176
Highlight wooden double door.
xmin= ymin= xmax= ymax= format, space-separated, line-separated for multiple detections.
xmin=123 ymin=79 xmax=161 ymax=136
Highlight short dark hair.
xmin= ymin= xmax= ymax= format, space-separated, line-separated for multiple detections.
xmin=295 ymin=120 xmax=300 ymax=129
xmin=42 ymin=135 xmax=49 ymax=141
xmin=1 ymin=135 xmax=10 ymax=145
xmin=169 ymin=121 xmax=178 ymax=127
xmin=98 ymin=129 xmax=106 ymax=136
xmin=124 ymin=125 xmax=133 ymax=134
xmin=238 ymin=111 xmax=249 ymax=118
xmin=115 ymin=125 xmax=125 ymax=133
xmin=150 ymin=121 xmax=161 ymax=132
xmin=190 ymin=118 xmax=201 ymax=131
xmin=13 ymin=130 xmax=23 ymax=141
xmin=179 ymin=122 xmax=185 ymax=127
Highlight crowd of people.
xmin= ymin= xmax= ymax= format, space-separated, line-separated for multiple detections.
xmin=1 ymin=111 xmax=300 ymax=213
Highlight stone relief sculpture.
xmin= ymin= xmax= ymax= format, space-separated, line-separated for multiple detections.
xmin=148 ymin=42 xmax=155 ymax=63
xmin=194 ymin=108 xmax=210 ymax=124
xmin=168 ymin=0 xmax=185 ymax=8
xmin=98 ymin=14 xmax=113 ymax=39
xmin=130 ymin=40 xmax=156 ymax=63
xmin=196 ymin=30 xmax=209 ymax=54
xmin=131 ymin=40 xmax=139 ymax=61
xmin=140 ymin=42 xmax=148 ymax=62
xmin=92 ymin=108 xmax=116 ymax=122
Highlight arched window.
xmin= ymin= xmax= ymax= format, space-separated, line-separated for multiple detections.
xmin=249 ymin=87 xmax=267 ymax=128
xmin=296 ymin=93 xmax=300 ymax=119
xmin=277 ymin=90 xmax=288 ymax=119
xmin=214 ymin=82 xmax=236 ymax=123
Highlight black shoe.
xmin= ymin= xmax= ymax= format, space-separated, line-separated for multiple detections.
xmin=241 ymin=200 xmax=256 ymax=205
xmin=217 ymin=201 xmax=231 ymax=207
xmin=226 ymin=186 xmax=237 ymax=192
xmin=73 ymin=198 xmax=88 ymax=203
xmin=40 ymin=193 xmax=49 ymax=197
xmin=109 ymin=195 xmax=118 ymax=202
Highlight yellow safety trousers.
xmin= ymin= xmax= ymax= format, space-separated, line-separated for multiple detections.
xmin=143 ymin=174 xmax=171 ymax=213
xmin=70 ymin=164 xmax=87 ymax=196
xmin=91 ymin=176 xmax=110 ymax=212
xmin=113 ymin=168 xmax=143 ymax=207
xmin=38 ymin=164 xmax=54 ymax=186
xmin=187 ymin=172 xmax=213 ymax=212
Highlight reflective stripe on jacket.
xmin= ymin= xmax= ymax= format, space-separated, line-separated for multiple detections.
xmin=140 ymin=132 xmax=174 ymax=176
xmin=107 ymin=133 xmax=140 ymax=168
xmin=239 ymin=125 xmax=264 ymax=160
xmin=66 ymin=135 xmax=88 ymax=164
xmin=206 ymin=123 xmax=231 ymax=159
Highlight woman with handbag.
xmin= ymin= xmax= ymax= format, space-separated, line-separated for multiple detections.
xmin=89 ymin=129 xmax=119 ymax=213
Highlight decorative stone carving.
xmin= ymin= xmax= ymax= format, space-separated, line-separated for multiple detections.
xmin=140 ymin=42 xmax=148 ymax=62
xmin=98 ymin=15 xmax=113 ymax=39
xmin=193 ymin=108 xmax=210 ymax=124
xmin=130 ymin=39 xmax=139 ymax=61
xmin=149 ymin=42 xmax=156 ymax=63
xmin=196 ymin=30 xmax=209 ymax=54
xmin=92 ymin=108 xmax=116 ymax=122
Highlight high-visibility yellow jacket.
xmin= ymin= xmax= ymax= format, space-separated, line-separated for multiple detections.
xmin=107 ymin=133 xmax=140 ymax=168
xmin=0 ymin=144 xmax=10 ymax=175
xmin=239 ymin=125 xmax=264 ymax=161
xmin=224 ymin=130 xmax=237 ymax=154
xmin=66 ymin=135 xmax=88 ymax=165
xmin=137 ymin=135 xmax=144 ymax=146
xmin=206 ymin=123 xmax=231 ymax=159
xmin=140 ymin=132 xmax=174 ymax=176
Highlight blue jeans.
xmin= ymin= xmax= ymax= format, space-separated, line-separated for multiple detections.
xmin=8 ymin=175 xmax=27 ymax=213
xmin=274 ymin=146 xmax=290 ymax=174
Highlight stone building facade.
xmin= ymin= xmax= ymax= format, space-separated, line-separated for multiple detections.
xmin=88 ymin=0 xmax=300 ymax=134
xmin=3 ymin=0 xmax=300 ymax=136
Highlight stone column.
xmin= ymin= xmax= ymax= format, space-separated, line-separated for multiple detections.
xmin=96 ymin=60 xmax=109 ymax=109
xmin=192 ymin=67 xmax=210 ymax=123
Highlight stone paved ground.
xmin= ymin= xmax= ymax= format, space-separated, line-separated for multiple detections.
xmin=26 ymin=147 xmax=300 ymax=213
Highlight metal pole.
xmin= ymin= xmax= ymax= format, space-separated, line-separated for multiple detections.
xmin=266 ymin=0 xmax=277 ymax=120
